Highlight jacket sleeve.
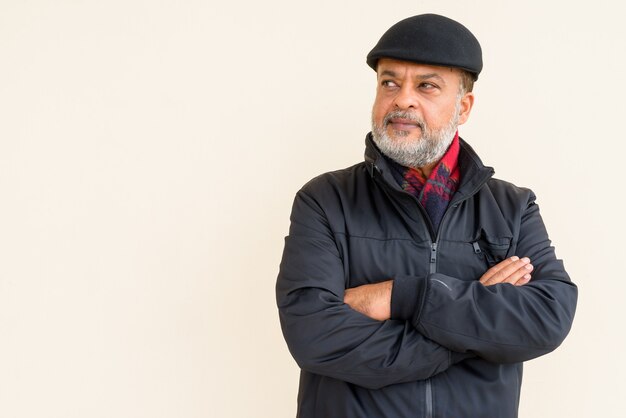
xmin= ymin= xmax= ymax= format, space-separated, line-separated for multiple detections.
xmin=391 ymin=192 xmax=578 ymax=363
xmin=276 ymin=188 xmax=467 ymax=390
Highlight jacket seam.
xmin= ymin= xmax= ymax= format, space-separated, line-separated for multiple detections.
xmin=333 ymin=231 xmax=429 ymax=243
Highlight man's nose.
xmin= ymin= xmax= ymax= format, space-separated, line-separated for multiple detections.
xmin=393 ymin=84 xmax=420 ymax=110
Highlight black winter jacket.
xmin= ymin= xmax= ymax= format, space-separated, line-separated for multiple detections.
xmin=276 ymin=134 xmax=577 ymax=418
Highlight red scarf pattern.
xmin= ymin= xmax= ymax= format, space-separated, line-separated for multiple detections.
xmin=388 ymin=133 xmax=461 ymax=232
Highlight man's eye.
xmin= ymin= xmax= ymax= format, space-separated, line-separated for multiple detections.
xmin=420 ymin=82 xmax=437 ymax=90
xmin=382 ymin=80 xmax=398 ymax=88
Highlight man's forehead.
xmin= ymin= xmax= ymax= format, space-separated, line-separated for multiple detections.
xmin=376 ymin=58 xmax=459 ymax=78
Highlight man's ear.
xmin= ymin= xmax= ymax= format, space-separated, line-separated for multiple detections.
xmin=458 ymin=92 xmax=475 ymax=125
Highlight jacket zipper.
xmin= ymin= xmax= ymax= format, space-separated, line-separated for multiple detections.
xmin=429 ymin=242 xmax=438 ymax=273
xmin=373 ymin=163 xmax=493 ymax=418
xmin=425 ymin=378 xmax=433 ymax=418
xmin=423 ymin=181 xmax=493 ymax=417
xmin=425 ymin=237 xmax=439 ymax=417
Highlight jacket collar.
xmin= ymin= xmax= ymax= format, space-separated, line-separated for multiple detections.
xmin=364 ymin=132 xmax=495 ymax=200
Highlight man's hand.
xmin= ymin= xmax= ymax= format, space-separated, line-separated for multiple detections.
xmin=344 ymin=280 xmax=393 ymax=321
xmin=479 ymin=256 xmax=533 ymax=286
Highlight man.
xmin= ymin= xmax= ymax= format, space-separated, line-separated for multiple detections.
xmin=276 ymin=14 xmax=577 ymax=418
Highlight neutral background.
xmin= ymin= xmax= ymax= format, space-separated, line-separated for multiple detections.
xmin=0 ymin=1 xmax=624 ymax=417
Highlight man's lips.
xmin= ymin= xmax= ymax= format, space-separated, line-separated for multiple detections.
xmin=387 ymin=118 xmax=421 ymax=130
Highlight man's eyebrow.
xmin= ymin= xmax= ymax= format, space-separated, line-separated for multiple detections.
xmin=416 ymin=73 xmax=446 ymax=83
xmin=378 ymin=70 xmax=447 ymax=84
xmin=379 ymin=70 xmax=397 ymax=78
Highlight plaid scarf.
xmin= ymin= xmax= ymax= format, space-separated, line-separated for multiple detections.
xmin=387 ymin=133 xmax=461 ymax=232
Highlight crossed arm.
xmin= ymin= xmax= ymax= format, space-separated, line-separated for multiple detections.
xmin=277 ymin=188 xmax=577 ymax=389
xmin=344 ymin=201 xmax=576 ymax=363
xmin=344 ymin=256 xmax=535 ymax=321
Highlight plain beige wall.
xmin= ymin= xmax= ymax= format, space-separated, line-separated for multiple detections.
xmin=0 ymin=1 xmax=624 ymax=417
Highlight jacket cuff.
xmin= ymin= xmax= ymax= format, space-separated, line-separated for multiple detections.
xmin=390 ymin=275 xmax=428 ymax=325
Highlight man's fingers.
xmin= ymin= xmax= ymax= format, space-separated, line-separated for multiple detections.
xmin=502 ymin=263 xmax=533 ymax=285
xmin=512 ymin=274 xmax=532 ymax=286
xmin=480 ymin=257 xmax=533 ymax=286
xmin=479 ymin=256 xmax=519 ymax=282
xmin=484 ymin=259 xmax=531 ymax=285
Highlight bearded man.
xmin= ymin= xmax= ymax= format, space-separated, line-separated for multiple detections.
xmin=276 ymin=14 xmax=577 ymax=418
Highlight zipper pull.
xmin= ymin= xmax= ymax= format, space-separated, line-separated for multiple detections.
xmin=472 ymin=242 xmax=482 ymax=254
xmin=370 ymin=163 xmax=381 ymax=178
xmin=429 ymin=243 xmax=438 ymax=274
xmin=430 ymin=243 xmax=438 ymax=263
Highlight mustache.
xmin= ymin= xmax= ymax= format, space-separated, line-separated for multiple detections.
xmin=383 ymin=110 xmax=425 ymax=130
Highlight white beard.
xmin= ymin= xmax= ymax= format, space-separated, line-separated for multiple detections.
xmin=371 ymin=99 xmax=461 ymax=169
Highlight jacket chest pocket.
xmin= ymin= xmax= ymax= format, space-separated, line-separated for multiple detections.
xmin=437 ymin=233 xmax=513 ymax=281
xmin=471 ymin=235 xmax=512 ymax=267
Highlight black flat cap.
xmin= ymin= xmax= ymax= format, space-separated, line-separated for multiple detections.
xmin=367 ymin=14 xmax=482 ymax=80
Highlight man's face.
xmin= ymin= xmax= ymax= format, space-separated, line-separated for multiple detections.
xmin=371 ymin=58 xmax=474 ymax=169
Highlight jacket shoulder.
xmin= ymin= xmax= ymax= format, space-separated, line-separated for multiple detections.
xmin=298 ymin=162 xmax=369 ymax=198
xmin=485 ymin=177 xmax=536 ymax=208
